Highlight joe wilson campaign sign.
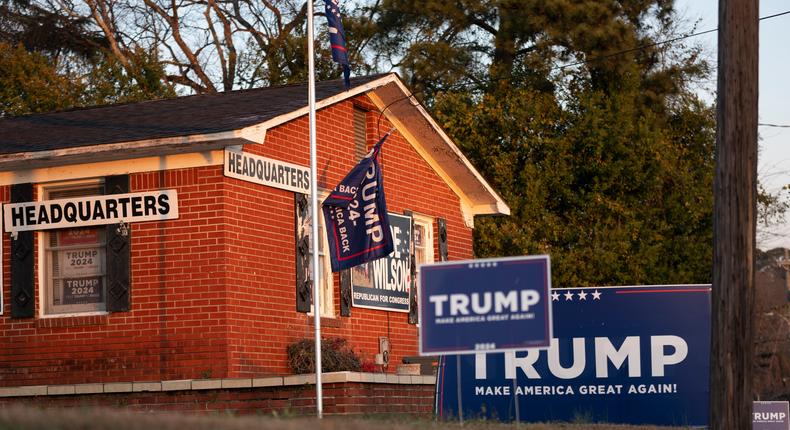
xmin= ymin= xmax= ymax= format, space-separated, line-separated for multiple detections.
xmin=351 ymin=213 xmax=411 ymax=313
xmin=419 ymin=255 xmax=552 ymax=355
xmin=436 ymin=284 xmax=711 ymax=427
xmin=4 ymin=190 xmax=179 ymax=233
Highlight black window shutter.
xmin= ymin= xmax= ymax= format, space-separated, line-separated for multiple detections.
xmin=10 ymin=183 xmax=34 ymax=318
xmin=105 ymin=175 xmax=131 ymax=312
xmin=340 ymin=269 xmax=351 ymax=317
xmin=295 ymin=193 xmax=311 ymax=313
xmin=438 ymin=218 xmax=449 ymax=262
xmin=404 ymin=210 xmax=418 ymax=324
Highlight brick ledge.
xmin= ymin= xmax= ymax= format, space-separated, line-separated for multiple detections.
xmin=0 ymin=372 xmax=436 ymax=398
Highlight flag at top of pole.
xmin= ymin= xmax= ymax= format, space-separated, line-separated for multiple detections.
xmin=323 ymin=0 xmax=351 ymax=89
xmin=322 ymin=131 xmax=395 ymax=272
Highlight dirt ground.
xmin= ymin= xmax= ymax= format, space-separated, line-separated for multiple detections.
xmin=0 ymin=405 xmax=692 ymax=430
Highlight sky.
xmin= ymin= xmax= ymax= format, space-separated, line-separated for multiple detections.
xmin=676 ymin=0 xmax=790 ymax=250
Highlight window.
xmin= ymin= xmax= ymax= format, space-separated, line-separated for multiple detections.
xmin=412 ymin=214 xmax=434 ymax=324
xmin=308 ymin=194 xmax=334 ymax=317
xmin=40 ymin=181 xmax=107 ymax=316
xmin=413 ymin=214 xmax=435 ymax=271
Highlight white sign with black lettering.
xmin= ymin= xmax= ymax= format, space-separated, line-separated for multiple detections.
xmin=3 ymin=189 xmax=179 ymax=233
xmin=224 ymin=149 xmax=311 ymax=194
xmin=59 ymin=249 xmax=100 ymax=277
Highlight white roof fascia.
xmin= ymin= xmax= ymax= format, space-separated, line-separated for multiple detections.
xmin=367 ymin=80 xmax=510 ymax=218
xmin=392 ymin=78 xmax=510 ymax=216
xmin=250 ymin=73 xmax=510 ymax=219
xmin=0 ymin=75 xmax=399 ymax=172
xmin=0 ymin=129 xmax=264 ymax=171
xmin=247 ymin=75 xmax=401 ymax=131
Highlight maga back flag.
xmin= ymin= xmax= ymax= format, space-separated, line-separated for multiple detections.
xmin=322 ymin=133 xmax=393 ymax=272
xmin=323 ymin=0 xmax=351 ymax=88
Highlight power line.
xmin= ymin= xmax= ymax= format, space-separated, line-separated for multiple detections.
xmin=761 ymin=10 xmax=790 ymax=21
xmin=376 ymin=9 xmax=790 ymax=130
xmin=553 ymin=28 xmax=717 ymax=71
xmin=554 ymin=10 xmax=790 ymax=72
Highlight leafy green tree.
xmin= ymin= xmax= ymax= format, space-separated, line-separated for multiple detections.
xmin=1 ymin=0 xmax=176 ymax=117
xmin=434 ymin=78 xmax=715 ymax=287
xmin=0 ymin=42 xmax=82 ymax=116
xmin=0 ymin=41 xmax=173 ymax=117
xmin=81 ymin=47 xmax=175 ymax=105
xmin=369 ymin=0 xmax=718 ymax=286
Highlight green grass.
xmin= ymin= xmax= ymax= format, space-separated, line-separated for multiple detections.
xmin=0 ymin=405 xmax=693 ymax=430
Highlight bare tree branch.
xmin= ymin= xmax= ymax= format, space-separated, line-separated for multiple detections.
xmin=142 ymin=0 xmax=216 ymax=92
xmin=85 ymin=0 xmax=130 ymax=68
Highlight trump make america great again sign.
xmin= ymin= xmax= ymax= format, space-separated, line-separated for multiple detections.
xmin=436 ymin=284 xmax=711 ymax=427
xmin=419 ymin=255 xmax=552 ymax=355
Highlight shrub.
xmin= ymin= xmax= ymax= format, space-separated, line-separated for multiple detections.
xmin=287 ymin=337 xmax=362 ymax=374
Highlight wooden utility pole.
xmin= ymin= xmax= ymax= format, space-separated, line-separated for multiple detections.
xmin=710 ymin=0 xmax=759 ymax=428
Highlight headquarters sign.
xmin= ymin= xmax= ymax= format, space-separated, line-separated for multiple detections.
xmin=224 ymin=149 xmax=310 ymax=194
xmin=419 ymin=255 xmax=552 ymax=355
xmin=3 ymin=190 xmax=179 ymax=233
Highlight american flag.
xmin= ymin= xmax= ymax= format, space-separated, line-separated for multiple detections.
xmin=323 ymin=0 xmax=351 ymax=88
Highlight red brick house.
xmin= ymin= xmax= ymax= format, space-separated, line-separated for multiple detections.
xmin=0 ymin=73 xmax=508 ymax=413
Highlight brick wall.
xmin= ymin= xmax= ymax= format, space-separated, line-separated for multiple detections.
xmin=0 ymin=380 xmax=436 ymax=416
xmin=0 ymin=94 xmax=474 ymax=386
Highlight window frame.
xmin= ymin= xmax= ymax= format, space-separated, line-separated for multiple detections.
xmin=412 ymin=213 xmax=435 ymax=268
xmin=412 ymin=213 xmax=434 ymax=324
xmin=0 ymin=214 xmax=3 ymax=316
xmin=308 ymin=190 xmax=335 ymax=318
xmin=37 ymin=179 xmax=110 ymax=318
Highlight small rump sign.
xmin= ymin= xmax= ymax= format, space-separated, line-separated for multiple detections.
xmin=754 ymin=401 xmax=790 ymax=430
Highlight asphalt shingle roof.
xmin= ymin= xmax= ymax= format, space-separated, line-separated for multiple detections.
xmin=0 ymin=74 xmax=389 ymax=155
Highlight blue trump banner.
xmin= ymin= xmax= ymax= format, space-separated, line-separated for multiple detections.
xmin=436 ymin=284 xmax=711 ymax=427
xmin=322 ymin=133 xmax=393 ymax=272
xmin=419 ymin=256 xmax=552 ymax=355
xmin=323 ymin=0 xmax=350 ymax=88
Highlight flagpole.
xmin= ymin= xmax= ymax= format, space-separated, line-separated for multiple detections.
xmin=307 ymin=0 xmax=323 ymax=419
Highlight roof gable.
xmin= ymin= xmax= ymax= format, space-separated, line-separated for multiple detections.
xmin=0 ymin=73 xmax=508 ymax=219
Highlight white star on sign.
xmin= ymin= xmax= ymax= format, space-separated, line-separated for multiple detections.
xmin=563 ymin=291 xmax=574 ymax=301
xmin=551 ymin=291 xmax=560 ymax=301
xmin=592 ymin=290 xmax=602 ymax=300
xmin=577 ymin=291 xmax=588 ymax=300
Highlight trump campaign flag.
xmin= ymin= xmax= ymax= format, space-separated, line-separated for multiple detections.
xmin=323 ymin=0 xmax=351 ymax=88
xmin=322 ymin=133 xmax=393 ymax=272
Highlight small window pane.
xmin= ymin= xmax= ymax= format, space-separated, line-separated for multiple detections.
xmin=307 ymin=200 xmax=334 ymax=317
xmin=43 ymin=184 xmax=107 ymax=315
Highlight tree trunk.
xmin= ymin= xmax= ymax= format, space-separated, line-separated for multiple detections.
xmin=710 ymin=0 xmax=759 ymax=428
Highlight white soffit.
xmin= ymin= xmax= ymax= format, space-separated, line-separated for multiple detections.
xmin=367 ymin=80 xmax=510 ymax=217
